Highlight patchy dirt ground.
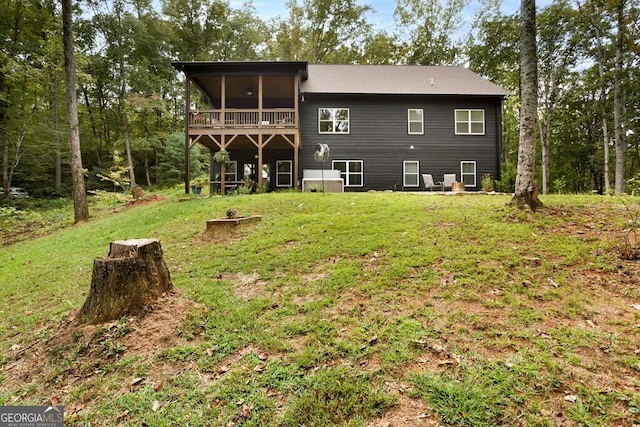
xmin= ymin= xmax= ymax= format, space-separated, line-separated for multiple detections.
xmin=1 ymin=292 xmax=205 ymax=415
xmin=1 ymin=202 xmax=639 ymax=425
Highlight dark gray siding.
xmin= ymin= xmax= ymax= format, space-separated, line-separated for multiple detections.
xmin=298 ymin=94 xmax=502 ymax=191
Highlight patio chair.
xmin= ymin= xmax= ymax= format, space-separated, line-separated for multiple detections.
xmin=422 ymin=174 xmax=437 ymax=191
xmin=440 ymin=174 xmax=456 ymax=191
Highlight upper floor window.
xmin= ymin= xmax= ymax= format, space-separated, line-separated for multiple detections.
xmin=408 ymin=109 xmax=424 ymax=134
xmin=455 ymin=109 xmax=485 ymax=135
xmin=319 ymin=108 xmax=350 ymax=134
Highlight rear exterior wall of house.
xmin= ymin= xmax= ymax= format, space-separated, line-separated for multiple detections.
xmin=297 ymin=94 xmax=503 ymax=191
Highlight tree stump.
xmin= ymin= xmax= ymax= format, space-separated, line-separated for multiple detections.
xmin=78 ymin=239 xmax=172 ymax=324
xmin=132 ymin=185 xmax=144 ymax=200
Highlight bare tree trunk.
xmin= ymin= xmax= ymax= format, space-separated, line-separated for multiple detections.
xmin=145 ymin=150 xmax=152 ymax=187
xmin=54 ymin=80 xmax=62 ymax=192
xmin=511 ymin=0 xmax=542 ymax=211
xmin=593 ymin=25 xmax=611 ymax=193
xmin=62 ymin=0 xmax=89 ymax=222
xmin=539 ymin=116 xmax=549 ymax=194
xmin=122 ymin=112 xmax=136 ymax=188
xmin=613 ymin=0 xmax=625 ymax=193
xmin=2 ymin=137 xmax=8 ymax=198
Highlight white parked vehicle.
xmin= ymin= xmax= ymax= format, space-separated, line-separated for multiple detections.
xmin=0 ymin=187 xmax=29 ymax=198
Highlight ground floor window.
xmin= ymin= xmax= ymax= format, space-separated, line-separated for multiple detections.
xmin=276 ymin=160 xmax=292 ymax=187
xmin=333 ymin=160 xmax=363 ymax=187
xmin=461 ymin=161 xmax=476 ymax=186
xmin=403 ymin=160 xmax=420 ymax=187
xmin=225 ymin=161 xmax=237 ymax=182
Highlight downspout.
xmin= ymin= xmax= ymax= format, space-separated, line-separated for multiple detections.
xmin=497 ymin=97 xmax=504 ymax=183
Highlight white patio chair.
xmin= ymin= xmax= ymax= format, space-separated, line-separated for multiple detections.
xmin=440 ymin=174 xmax=456 ymax=191
xmin=422 ymin=174 xmax=437 ymax=191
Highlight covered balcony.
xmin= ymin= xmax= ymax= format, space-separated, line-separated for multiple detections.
xmin=172 ymin=61 xmax=308 ymax=194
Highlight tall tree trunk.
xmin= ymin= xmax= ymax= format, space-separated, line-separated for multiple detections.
xmin=540 ymin=115 xmax=549 ymax=194
xmin=122 ymin=112 xmax=136 ymax=188
xmin=1 ymin=0 xmax=21 ymax=198
xmin=54 ymin=79 xmax=62 ymax=192
xmin=62 ymin=0 xmax=89 ymax=222
xmin=145 ymin=150 xmax=152 ymax=187
xmin=613 ymin=0 xmax=625 ymax=193
xmin=2 ymin=137 xmax=8 ymax=198
xmin=593 ymin=25 xmax=611 ymax=193
xmin=511 ymin=0 xmax=542 ymax=210
xmin=603 ymin=114 xmax=611 ymax=193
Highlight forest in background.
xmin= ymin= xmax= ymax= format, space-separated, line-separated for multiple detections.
xmin=1 ymin=0 xmax=639 ymax=198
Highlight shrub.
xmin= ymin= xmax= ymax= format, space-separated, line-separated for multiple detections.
xmin=481 ymin=173 xmax=494 ymax=192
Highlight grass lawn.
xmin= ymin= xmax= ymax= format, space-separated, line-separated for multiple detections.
xmin=0 ymin=191 xmax=639 ymax=426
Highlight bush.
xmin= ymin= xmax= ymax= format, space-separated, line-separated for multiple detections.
xmin=495 ymin=166 xmax=516 ymax=193
xmin=481 ymin=173 xmax=494 ymax=192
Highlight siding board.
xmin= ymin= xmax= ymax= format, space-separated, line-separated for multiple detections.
xmin=299 ymin=94 xmax=502 ymax=191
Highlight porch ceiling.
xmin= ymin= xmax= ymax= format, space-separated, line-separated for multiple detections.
xmin=191 ymin=75 xmax=296 ymax=108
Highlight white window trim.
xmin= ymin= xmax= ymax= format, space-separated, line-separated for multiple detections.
xmin=276 ymin=160 xmax=292 ymax=187
xmin=332 ymin=160 xmax=363 ymax=187
xmin=455 ymin=109 xmax=485 ymax=135
xmin=461 ymin=161 xmax=477 ymax=187
xmin=408 ymin=109 xmax=424 ymax=135
xmin=403 ymin=160 xmax=420 ymax=187
xmin=318 ymin=108 xmax=350 ymax=134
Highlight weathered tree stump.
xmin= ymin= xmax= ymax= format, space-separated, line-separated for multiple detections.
xmin=132 ymin=185 xmax=144 ymax=200
xmin=78 ymin=238 xmax=172 ymax=324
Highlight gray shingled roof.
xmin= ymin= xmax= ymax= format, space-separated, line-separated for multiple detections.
xmin=301 ymin=64 xmax=509 ymax=96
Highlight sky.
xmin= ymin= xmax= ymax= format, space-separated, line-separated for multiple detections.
xmin=240 ymin=0 xmax=541 ymax=32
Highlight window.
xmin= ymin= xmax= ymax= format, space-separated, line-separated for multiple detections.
xmin=333 ymin=160 xmax=363 ymax=187
xmin=319 ymin=108 xmax=350 ymax=134
xmin=276 ymin=160 xmax=292 ymax=187
xmin=461 ymin=161 xmax=476 ymax=187
xmin=403 ymin=161 xmax=420 ymax=187
xmin=455 ymin=109 xmax=485 ymax=135
xmin=225 ymin=161 xmax=237 ymax=182
xmin=408 ymin=109 xmax=424 ymax=134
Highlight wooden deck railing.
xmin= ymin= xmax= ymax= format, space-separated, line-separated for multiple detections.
xmin=189 ymin=109 xmax=297 ymax=129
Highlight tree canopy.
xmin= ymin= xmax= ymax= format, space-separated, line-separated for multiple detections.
xmin=1 ymin=0 xmax=639 ymax=199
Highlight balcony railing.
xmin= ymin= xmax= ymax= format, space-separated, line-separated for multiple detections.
xmin=189 ymin=109 xmax=297 ymax=129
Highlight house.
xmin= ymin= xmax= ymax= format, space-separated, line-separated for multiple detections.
xmin=171 ymin=61 xmax=509 ymax=193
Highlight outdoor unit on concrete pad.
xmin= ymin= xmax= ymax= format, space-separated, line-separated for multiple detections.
xmin=302 ymin=169 xmax=344 ymax=192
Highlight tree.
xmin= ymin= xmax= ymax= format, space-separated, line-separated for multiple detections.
xmin=537 ymin=1 xmax=579 ymax=194
xmin=612 ymin=0 xmax=626 ymax=193
xmin=511 ymin=0 xmax=542 ymax=210
xmin=62 ymin=0 xmax=89 ymax=221
xmin=394 ymin=0 xmax=469 ymax=65
xmin=163 ymin=0 xmax=267 ymax=61
xmin=267 ymin=0 xmax=373 ymax=63
xmin=467 ymin=11 xmax=520 ymax=183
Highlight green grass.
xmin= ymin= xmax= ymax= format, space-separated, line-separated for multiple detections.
xmin=1 ymin=191 xmax=639 ymax=426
